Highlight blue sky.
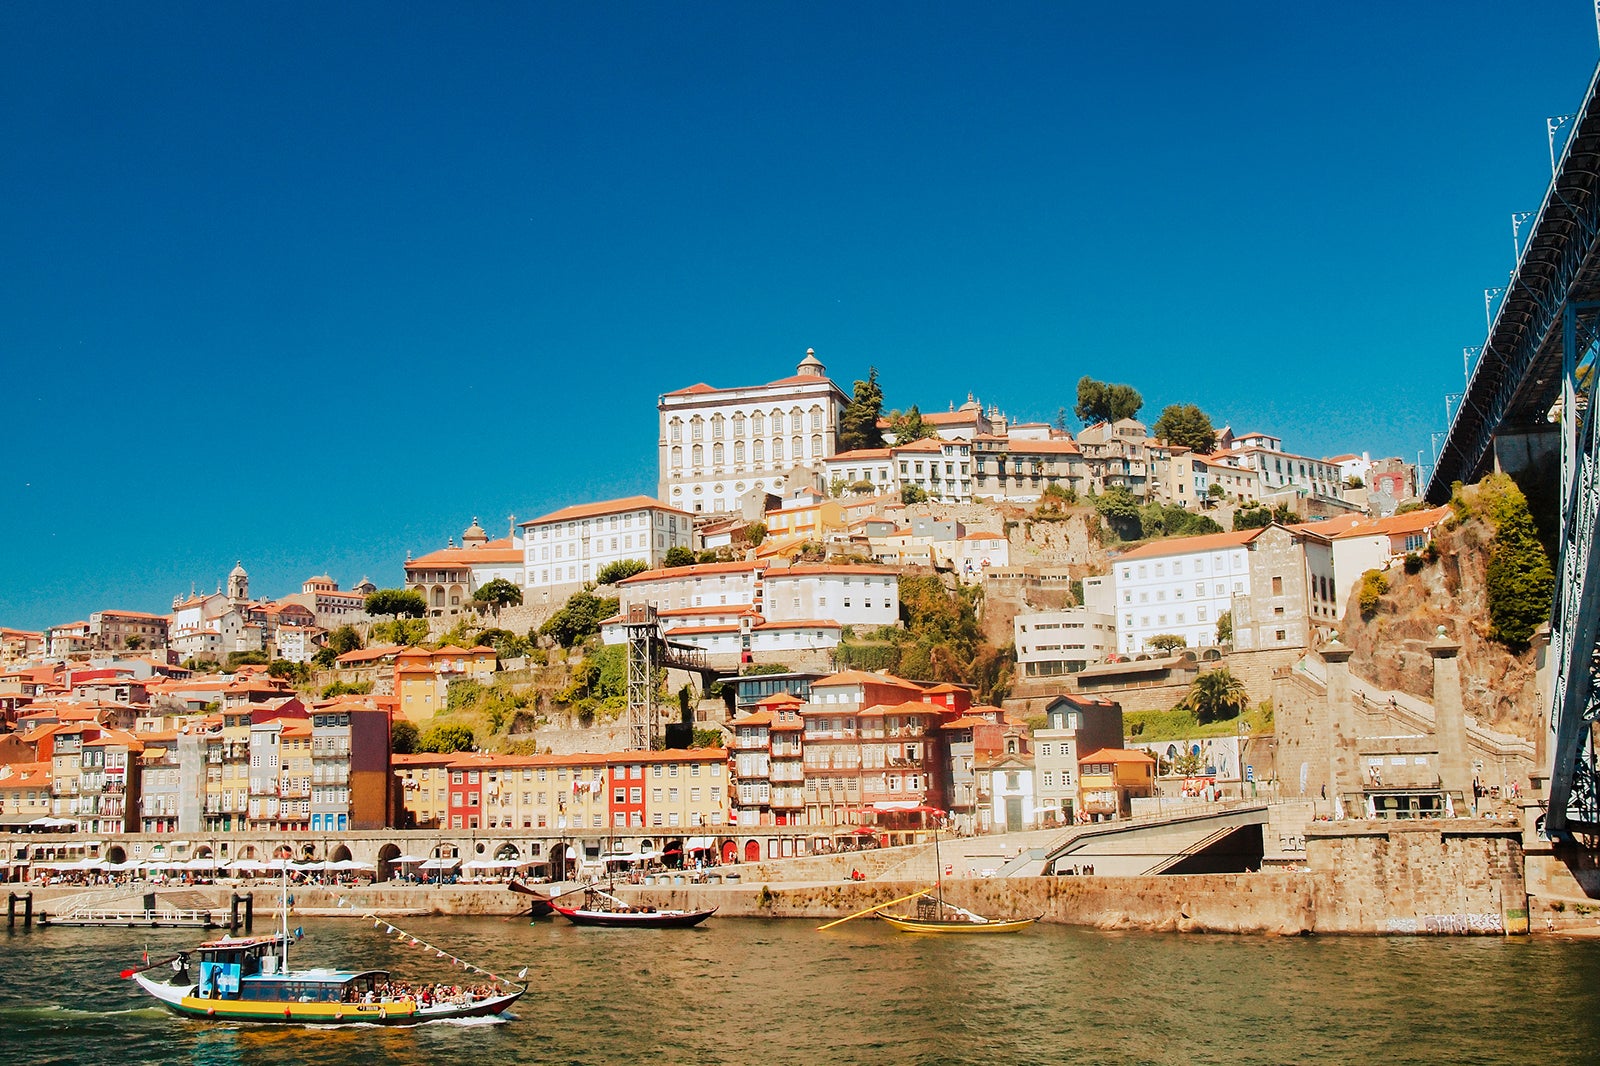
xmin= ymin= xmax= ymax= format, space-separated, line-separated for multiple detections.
xmin=2 ymin=3 xmax=1595 ymax=630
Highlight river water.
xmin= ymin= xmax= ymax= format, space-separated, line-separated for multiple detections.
xmin=3 ymin=916 xmax=1599 ymax=1065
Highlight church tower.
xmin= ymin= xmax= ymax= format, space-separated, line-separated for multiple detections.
xmin=227 ymin=561 xmax=249 ymax=604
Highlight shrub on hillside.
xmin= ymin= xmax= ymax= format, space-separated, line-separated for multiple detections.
xmin=1357 ymin=569 xmax=1388 ymax=615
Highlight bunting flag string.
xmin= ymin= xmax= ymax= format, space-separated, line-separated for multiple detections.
xmin=356 ymin=913 xmax=526 ymax=988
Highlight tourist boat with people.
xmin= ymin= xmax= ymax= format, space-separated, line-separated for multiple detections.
xmin=125 ymin=853 xmax=526 ymax=1024
xmin=124 ymin=932 xmax=525 ymax=1023
xmin=551 ymin=883 xmax=716 ymax=928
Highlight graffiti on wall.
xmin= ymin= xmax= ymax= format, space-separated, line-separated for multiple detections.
xmin=1385 ymin=913 xmax=1505 ymax=935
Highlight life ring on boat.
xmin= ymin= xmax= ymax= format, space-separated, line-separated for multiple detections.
xmin=283 ymin=1008 xmax=293 ymax=1019
xmin=335 ymin=1011 xmax=343 ymax=1020
xmin=378 ymin=1008 xmax=387 ymax=1020
xmin=206 ymin=1008 xmax=215 ymax=1017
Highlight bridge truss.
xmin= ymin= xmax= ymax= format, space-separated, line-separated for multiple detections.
xmin=1425 ymin=62 xmax=1600 ymax=843
xmin=622 ymin=604 xmax=719 ymax=750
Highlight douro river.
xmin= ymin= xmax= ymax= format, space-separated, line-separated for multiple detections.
xmin=4 ymin=916 xmax=1599 ymax=1064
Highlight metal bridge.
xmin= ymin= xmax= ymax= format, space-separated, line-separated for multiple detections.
xmin=1425 ymin=60 xmax=1600 ymax=842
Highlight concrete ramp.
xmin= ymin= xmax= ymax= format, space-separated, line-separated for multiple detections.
xmin=1043 ymin=804 xmax=1271 ymax=877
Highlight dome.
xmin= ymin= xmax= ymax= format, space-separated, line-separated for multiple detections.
xmin=462 ymin=517 xmax=489 ymax=545
xmin=796 ymin=347 xmax=825 ymax=377
xmin=229 ymin=561 xmax=248 ymax=577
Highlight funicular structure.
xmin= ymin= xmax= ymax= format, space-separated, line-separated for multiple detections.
xmin=622 ymin=604 xmax=717 ymax=750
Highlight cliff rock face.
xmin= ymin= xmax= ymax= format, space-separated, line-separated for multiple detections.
xmin=1340 ymin=516 xmax=1541 ymax=738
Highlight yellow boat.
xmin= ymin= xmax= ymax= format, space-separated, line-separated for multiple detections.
xmin=875 ymin=895 xmax=1041 ymax=934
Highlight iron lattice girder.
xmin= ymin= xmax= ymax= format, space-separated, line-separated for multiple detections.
xmin=1545 ymin=303 xmax=1600 ymax=838
xmin=1428 ymin=61 xmax=1600 ymax=502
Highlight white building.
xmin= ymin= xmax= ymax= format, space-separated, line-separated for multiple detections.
xmin=611 ymin=560 xmax=899 ymax=633
xmin=520 ymin=496 xmax=693 ymax=604
xmin=1014 ymin=576 xmax=1118 ymax=679
xmin=892 ymin=438 xmax=974 ymax=502
xmin=1219 ymin=432 xmax=1345 ymax=503
xmin=658 ymin=349 xmax=851 ymax=514
xmin=821 ymin=448 xmax=897 ymax=496
xmin=1112 ymin=530 xmax=1259 ymax=653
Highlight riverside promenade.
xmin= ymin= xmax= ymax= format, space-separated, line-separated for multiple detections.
xmin=14 ymin=816 xmax=1538 ymax=935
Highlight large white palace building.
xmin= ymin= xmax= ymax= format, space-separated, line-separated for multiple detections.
xmin=657 ymin=350 xmax=850 ymax=514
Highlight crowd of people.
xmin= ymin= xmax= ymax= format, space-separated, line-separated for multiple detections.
xmin=353 ymin=980 xmax=505 ymax=1008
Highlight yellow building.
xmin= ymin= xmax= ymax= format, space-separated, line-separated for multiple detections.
xmin=394 ymin=645 xmax=498 ymax=724
xmin=392 ymin=752 xmax=456 ymax=829
xmin=0 ymin=762 xmax=52 ymax=824
xmin=1077 ymin=748 xmax=1156 ymax=821
xmin=633 ymin=748 xmax=730 ymax=831
xmin=763 ymin=491 xmax=845 ymax=545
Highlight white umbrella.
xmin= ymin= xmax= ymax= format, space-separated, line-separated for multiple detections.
xmin=419 ymin=858 xmax=459 ymax=870
xmin=393 ymin=854 xmax=427 ymax=863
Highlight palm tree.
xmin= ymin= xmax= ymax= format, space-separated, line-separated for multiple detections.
xmin=1186 ymin=668 xmax=1250 ymax=724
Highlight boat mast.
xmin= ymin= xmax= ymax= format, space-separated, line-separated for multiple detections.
xmin=278 ymin=847 xmax=291 ymax=973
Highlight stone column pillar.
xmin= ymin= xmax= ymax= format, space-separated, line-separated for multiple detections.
xmin=1320 ymin=638 xmax=1360 ymax=818
xmin=1429 ymin=626 xmax=1472 ymax=809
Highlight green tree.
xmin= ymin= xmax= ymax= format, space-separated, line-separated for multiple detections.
xmin=321 ymin=679 xmax=374 ymax=698
xmin=327 ymin=625 xmax=363 ymax=655
xmin=371 ymin=617 xmax=430 ymax=645
xmin=1483 ymin=477 xmax=1555 ymax=650
xmin=596 ymin=559 xmax=650 ymax=585
xmin=1357 ymin=569 xmax=1388 ymax=615
xmin=1092 ymin=486 xmax=1142 ymax=540
xmin=1146 ymin=634 xmax=1188 ymax=654
xmin=475 ymin=627 xmax=531 ymax=659
xmin=742 ymin=522 xmax=767 ymax=547
xmin=886 ymin=405 xmax=938 ymax=443
xmin=391 ymin=719 xmax=419 ymax=755
xmin=901 ymin=485 xmax=929 ymax=504
xmin=125 ymin=636 xmax=144 ymax=651
xmin=365 ymin=587 xmax=428 ymax=619
xmin=471 ymin=578 xmax=523 ymax=616
xmin=663 ymin=545 xmax=696 ymax=568
xmin=838 ymin=367 xmax=886 ymax=452
xmin=1186 ymin=668 xmax=1250 ymax=724
xmin=1074 ymin=377 xmax=1143 ymax=425
xmin=226 ymin=650 xmax=269 ymax=670
xmin=539 ymin=591 xmax=620 ymax=648
xmin=1151 ymin=403 xmax=1217 ymax=454
xmin=1214 ymin=609 xmax=1233 ymax=646
xmin=268 ymin=659 xmax=311 ymax=685
xmin=419 ymin=722 xmax=476 ymax=753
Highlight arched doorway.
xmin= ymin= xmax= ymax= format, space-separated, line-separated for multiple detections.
xmin=662 ymin=838 xmax=685 ymax=869
xmin=549 ymin=843 xmax=572 ymax=882
xmin=743 ymin=840 xmax=761 ymax=863
xmin=376 ymin=842 xmax=401 ymax=883
xmin=721 ymin=840 xmax=738 ymax=865
xmin=329 ymin=844 xmax=353 ymax=864
xmin=107 ymin=845 xmax=126 ymax=864
xmin=301 ymin=843 xmax=317 ymax=859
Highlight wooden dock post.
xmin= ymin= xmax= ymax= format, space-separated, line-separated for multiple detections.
xmin=244 ymin=892 xmax=253 ymax=932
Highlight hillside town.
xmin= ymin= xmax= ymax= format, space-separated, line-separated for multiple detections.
xmin=3 ymin=349 xmax=1513 ymax=884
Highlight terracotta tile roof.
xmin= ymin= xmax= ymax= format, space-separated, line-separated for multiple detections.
xmin=1112 ymin=528 xmax=1266 ymax=562
xmin=731 ymin=709 xmax=773 ymax=727
xmin=891 ymin=438 xmax=947 ymax=453
xmin=1005 ymin=439 xmax=1081 ymax=455
xmin=522 ymin=495 xmax=691 ymax=526
xmin=766 ymin=563 xmax=899 ymax=578
xmin=1078 ymin=747 xmax=1156 ymax=764
xmin=405 ymin=542 xmax=525 ymax=568
xmin=662 ymin=382 xmax=721 ymax=396
xmin=617 ymin=560 xmax=761 ymax=584
xmin=825 ymin=448 xmax=893 ymax=461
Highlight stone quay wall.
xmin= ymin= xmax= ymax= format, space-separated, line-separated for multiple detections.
xmin=1303 ymin=819 xmax=1527 ymax=935
xmin=18 ymin=819 xmax=1528 ymax=935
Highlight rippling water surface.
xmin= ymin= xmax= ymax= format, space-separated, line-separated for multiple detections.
xmin=4 ymin=916 xmax=1599 ymax=1065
